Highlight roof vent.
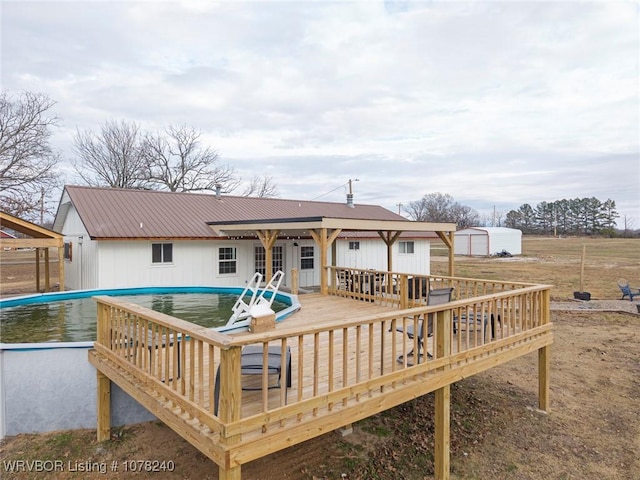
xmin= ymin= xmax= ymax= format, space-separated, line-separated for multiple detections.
xmin=346 ymin=193 xmax=354 ymax=208
xmin=215 ymin=184 xmax=222 ymax=199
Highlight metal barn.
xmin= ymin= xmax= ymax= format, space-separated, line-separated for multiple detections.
xmin=454 ymin=227 xmax=522 ymax=256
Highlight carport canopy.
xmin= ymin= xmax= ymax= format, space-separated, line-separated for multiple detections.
xmin=208 ymin=216 xmax=457 ymax=293
xmin=0 ymin=211 xmax=65 ymax=292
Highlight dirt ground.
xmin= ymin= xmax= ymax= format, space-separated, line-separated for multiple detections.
xmin=1 ymin=240 xmax=639 ymax=479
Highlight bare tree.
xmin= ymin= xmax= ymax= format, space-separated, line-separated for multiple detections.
xmin=0 ymin=91 xmax=61 ymax=220
xmin=241 ymin=174 xmax=279 ymax=198
xmin=142 ymin=125 xmax=238 ymax=193
xmin=73 ymin=119 xmax=149 ymax=189
xmin=404 ymin=192 xmax=479 ymax=227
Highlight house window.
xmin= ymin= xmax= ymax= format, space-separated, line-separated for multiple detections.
xmin=348 ymin=241 xmax=360 ymax=250
xmin=300 ymin=246 xmax=314 ymax=270
xmin=219 ymin=247 xmax=237 ymax=274
xmin=64 ymin=242 xmax=72 ymax=261
xmin=399 ymin=241 xmax=414 ymax=254
xmin=152 ymin=243 xmax=173 ymax=264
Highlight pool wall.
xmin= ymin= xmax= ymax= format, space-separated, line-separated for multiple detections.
xmin=0 ymin=286 xmax=300 ymax=439
xmin=0 ymin=343 xmax=157 ymax=439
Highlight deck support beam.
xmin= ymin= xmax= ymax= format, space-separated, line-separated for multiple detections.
xmin=96 ymin=371 xmax=111 ymax=442
xmin=434 ymin=308 xmax=452 ymax=479
xmin=538 ymin=345 xmax=551 ymax=412
xmin=435 ymin=385 xmax=451 ymax=480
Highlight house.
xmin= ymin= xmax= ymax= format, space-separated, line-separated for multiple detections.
xmin=454 ymin=227 xmax=522 ymax=256
xmin=53 ymin=186 xmax=453 ymax=291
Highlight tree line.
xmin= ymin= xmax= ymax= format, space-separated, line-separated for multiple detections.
xmin=403 ymin=193 xmax=631 ymax=236
xmin=504 ymin=198 xmax=621 ymax=236
xmin=1 ymin=91 xmax=277 ymax=221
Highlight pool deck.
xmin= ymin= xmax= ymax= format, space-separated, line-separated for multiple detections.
xmin=89 ymin=272 xmax=553 ymax=480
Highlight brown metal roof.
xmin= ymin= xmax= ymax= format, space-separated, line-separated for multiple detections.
xmin=59 ymin=186 xmax=409 ymax=239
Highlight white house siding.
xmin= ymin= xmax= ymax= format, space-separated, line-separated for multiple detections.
xmin=335 ymin=238 xmax=431 ymax=275
xmin=58 ymin=205 xmax=98 ymax=290
xmin=92 ymin=240 xmax=320 ymax=289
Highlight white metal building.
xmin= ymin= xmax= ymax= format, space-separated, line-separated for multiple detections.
xmin=454 ymin=227 xmax=522 ymax=256
xmin=53 ymin=186 xmax=450 ymax=290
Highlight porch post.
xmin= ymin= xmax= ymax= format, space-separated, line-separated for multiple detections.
xmin=58 ymin=245 xmax=65 ymax=291
xmin=310 ymin=228 xmax=342 ymax=295
xmin=44 ymin=248 xmax=50 ymax=291
xmin=436 ymin=231 xmax=455 ymax=277
xmin=256 ymin=230 xmax=279 ymax=281
xmin=35 ymin=248 xmax=41 ymax=292
xmin=377 ymin=231 xmax=401 ymax=273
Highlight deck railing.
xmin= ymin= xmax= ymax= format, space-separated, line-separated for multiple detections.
xmin=327 ymin=266 xmax=537 ymax=307
xmin=92 ymin=271 xmax=552 ymax=467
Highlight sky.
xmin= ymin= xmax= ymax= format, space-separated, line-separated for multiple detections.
xmin=1 ymin=1 xmax=639 ymax=226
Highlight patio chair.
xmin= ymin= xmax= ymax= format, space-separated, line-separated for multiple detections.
xmin=453 ymin=308 xmax=503 ymax=342
xmin=617 ymin=279 xmax=639 ymax=301
xmin=214 ymin=345 xmax=292 ymax=415
xmin=395 ymin=287 xmax=454 ymax=364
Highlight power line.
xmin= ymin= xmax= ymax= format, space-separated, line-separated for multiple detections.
xmin=311 ymin=179 xmax=358 ymax=201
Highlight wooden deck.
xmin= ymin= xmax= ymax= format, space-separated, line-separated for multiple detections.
xmin=89 ymin=270 xmax=553 ymax=480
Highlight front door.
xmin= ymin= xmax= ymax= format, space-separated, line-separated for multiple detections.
xmin=254 ymin=245 xmax=284 ymax=283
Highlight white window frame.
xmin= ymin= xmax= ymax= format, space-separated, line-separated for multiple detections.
xmin=151 ymin=242 xmax=173 ymax=264
xmin=398 ymin=241 xmax=415 ymax=254
xmin=218 ymin=246 xmax=237 ymax=275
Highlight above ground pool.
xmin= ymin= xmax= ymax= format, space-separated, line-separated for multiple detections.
xmin=0 ymin=287 xmax=297 ymax=344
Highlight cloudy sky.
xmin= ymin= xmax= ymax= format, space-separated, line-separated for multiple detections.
xmin=2 ymin=1 xmax=638 ymax=224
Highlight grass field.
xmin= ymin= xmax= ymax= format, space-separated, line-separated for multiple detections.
xmin=1 ymin=236 xmax=639 ymax=480
xmin=431 ymin=236 xmax=640 ymax=301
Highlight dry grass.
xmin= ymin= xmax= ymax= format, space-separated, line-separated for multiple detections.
xmin=1 ymin=236 xmax=639 ymax=479
xmin=431 ymin=237 xmax=640 ymax=300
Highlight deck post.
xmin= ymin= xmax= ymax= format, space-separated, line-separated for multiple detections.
xmin=538 ymin=289 xmax=551 ymax=412
xmin=434 ymin=308 xmax=452 ymax=479
xmin=96 ymin=371 xmax=111 ymax=441
xmin=538 ymin=345 xmax=551 ymax=412
xmin=435 ymin=385 xmax=451 ymax=480
xmin=219 ymin=346 xmax=243 ymax=480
